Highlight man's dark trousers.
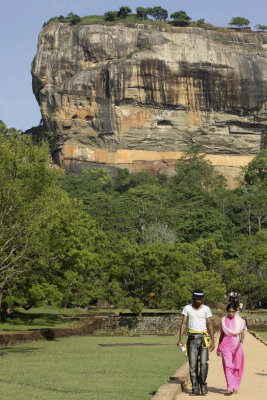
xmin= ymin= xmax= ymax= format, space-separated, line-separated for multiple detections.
xmin=188 ymin=334 xmax=209 ymax=394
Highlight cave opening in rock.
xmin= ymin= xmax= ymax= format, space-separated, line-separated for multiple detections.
xmin=157 ymin=120 xmax=173 ymax=126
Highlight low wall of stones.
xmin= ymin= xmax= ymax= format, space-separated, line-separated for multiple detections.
xmin=245 ymin=317 xmax=267 ymax=331
xmin=93 ymin=314 xmax=221 ymax=336
xmin=93 ymin=314 xmax=267 ymax=336
xmin=95 ymin=314 xmax=181 ymax=336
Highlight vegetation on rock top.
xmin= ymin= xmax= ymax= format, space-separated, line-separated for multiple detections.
xmin=42 ymin=7 xmax=266 ymax=31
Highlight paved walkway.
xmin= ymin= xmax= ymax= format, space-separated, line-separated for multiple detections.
xmin=177 ymin=332 xmax=267 ymax=400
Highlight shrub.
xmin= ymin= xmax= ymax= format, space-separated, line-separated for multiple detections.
xmin=197 ymin=18 xmax=205 ymax=26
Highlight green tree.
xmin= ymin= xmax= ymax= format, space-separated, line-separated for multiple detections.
xmin=242 ymin=149 xmax=267 ymax=186
xmin=229 ymin=17 xmax=250 ymax=28
xmin=173 ymin=146 xmax=226 ymax=192
xmin=147 ymin=7 xmax=168 ymax=21
xmin=6 ymin=198 xmax=109 ymax=311
xmin=69 ymin=14 xmax=81 ymax=25
xmin=136 ymin=7 xmax=149 ymax=20
xmin=104 ymin=11 xmax=118 ymax=22
xmin=106 ymin=241 xmax=225 ymax=309
xmin=170 ymin=11 xmax=191 ymax=26
xmin=255 ymin=24 xmax=267 ymax=31
xmin=117 ymin=6 xmax=132 ymax=18
xmin=225 ymin=231 xmax=267 ymax=306
xmin=113 ymin=168 xmax=132 ymax=193
xmin=236 ymin=186 xmax=267 ymax=234
xmin=0 ymin=123 xmax=61 ymax=315
xmin=0 ymin=123 xmax=110 ymax=315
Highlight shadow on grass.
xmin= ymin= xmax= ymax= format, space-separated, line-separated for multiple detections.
xmin=0 ymin=346 xmax=42 ymax=354
xmin=1 ymin=310 xmax=80 ymax=330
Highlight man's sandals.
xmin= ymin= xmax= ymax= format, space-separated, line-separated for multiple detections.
xmin=189 ymin=389 xmax=208 ymax=396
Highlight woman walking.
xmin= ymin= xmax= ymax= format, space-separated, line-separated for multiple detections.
xmin=217 ymin=303 xmax=246 ymax=395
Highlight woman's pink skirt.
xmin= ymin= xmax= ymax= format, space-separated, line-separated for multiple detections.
xmin=218 ymin=336 xmax=244 ymax=392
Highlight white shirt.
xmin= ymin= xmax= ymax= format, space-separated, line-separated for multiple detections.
xmin=182 ymin=304 xmax=212 ymax=332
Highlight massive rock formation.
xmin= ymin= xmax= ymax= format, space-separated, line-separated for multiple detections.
xmin=31 ymin=22 xmax=267 ymax=187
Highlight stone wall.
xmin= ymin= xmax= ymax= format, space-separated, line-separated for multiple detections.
xmin=94 ymin=314 xmax=181 ymax=336
xmin=92 ymin=314 xmax=267 ymax=336
xmin=93 ymin=314 xmax=222 ymax=336
xmin=245 ymin=317 xmax=267 ymax=331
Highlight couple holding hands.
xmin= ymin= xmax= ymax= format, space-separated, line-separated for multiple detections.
xmin=177 ymin=289 xmax=246 ymax=396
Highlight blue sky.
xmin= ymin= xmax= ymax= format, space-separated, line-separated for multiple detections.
xmin=1 ymin=0 xmax=266 ymax=130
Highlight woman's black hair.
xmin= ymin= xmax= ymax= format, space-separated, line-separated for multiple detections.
xmin=226 ymin=302 xmax=237 ymax=311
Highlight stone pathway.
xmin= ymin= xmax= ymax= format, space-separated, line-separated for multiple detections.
xmin=177 ymin=332 xmax=267 ymax=400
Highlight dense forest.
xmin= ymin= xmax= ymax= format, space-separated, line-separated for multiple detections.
xmin=0 ymin=121 xmax=266 ymax=317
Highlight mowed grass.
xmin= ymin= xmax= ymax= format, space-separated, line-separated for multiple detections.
xmin=0 ymin=336 xmax=186 ymax=400
xmin=257 ymin=331 xmax=267 ymax=340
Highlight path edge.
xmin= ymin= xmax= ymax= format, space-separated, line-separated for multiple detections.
xmin=150 ymin=361 xmax=190 ymax=400
xmin=249 ymin=330 xmax=267 ymax=346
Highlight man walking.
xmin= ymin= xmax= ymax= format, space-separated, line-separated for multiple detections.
xmin=177 ymin=289 xmax=215 ymax=396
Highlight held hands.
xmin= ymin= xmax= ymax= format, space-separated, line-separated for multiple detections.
xmin=209 ymin=340 xmax=215 ymax=352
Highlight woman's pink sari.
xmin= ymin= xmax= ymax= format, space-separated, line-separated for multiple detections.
xmin=218 ymin=314 xmax=245 ymax=392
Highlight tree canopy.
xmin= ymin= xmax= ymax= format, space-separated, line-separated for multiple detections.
xmin=136 ymin=7 xmax=149 ymax=20
xmin=1 ymin=120 xmax=266 ymax=314
xmin=229 ymin=17 xmax=250 ymax=28
xmin=170 ymin=10 xmax=192 ymax=26
xmin=117 ymin=6 xmax=132 ymax=18
xmin=255 ymin=24 xmax=267 ymax=31
xmin=147 ymin=7 xmax=168 ymax=21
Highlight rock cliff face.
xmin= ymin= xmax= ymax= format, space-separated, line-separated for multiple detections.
xmin=31 ymin=22 xmax=267 ymax=187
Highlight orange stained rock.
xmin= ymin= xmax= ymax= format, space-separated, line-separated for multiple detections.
xmin=58 ymin=145 xmax=256 ymax=188
xmin=60 ymin=144 xmax=254 ymax=167
xmin=116 ymin=107 xmax=153 ymax=134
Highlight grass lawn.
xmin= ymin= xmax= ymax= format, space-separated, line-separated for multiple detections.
xmin=257 ymin=332 xmax=267 ymax=340
xmin=0 ymin=335 xmax=186 ymax=400
xmin=0 ymin=307 xmax=85 ymax=331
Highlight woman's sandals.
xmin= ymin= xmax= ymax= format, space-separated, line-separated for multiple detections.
xmin=225 ymin=390 xmax=238 ymax=396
